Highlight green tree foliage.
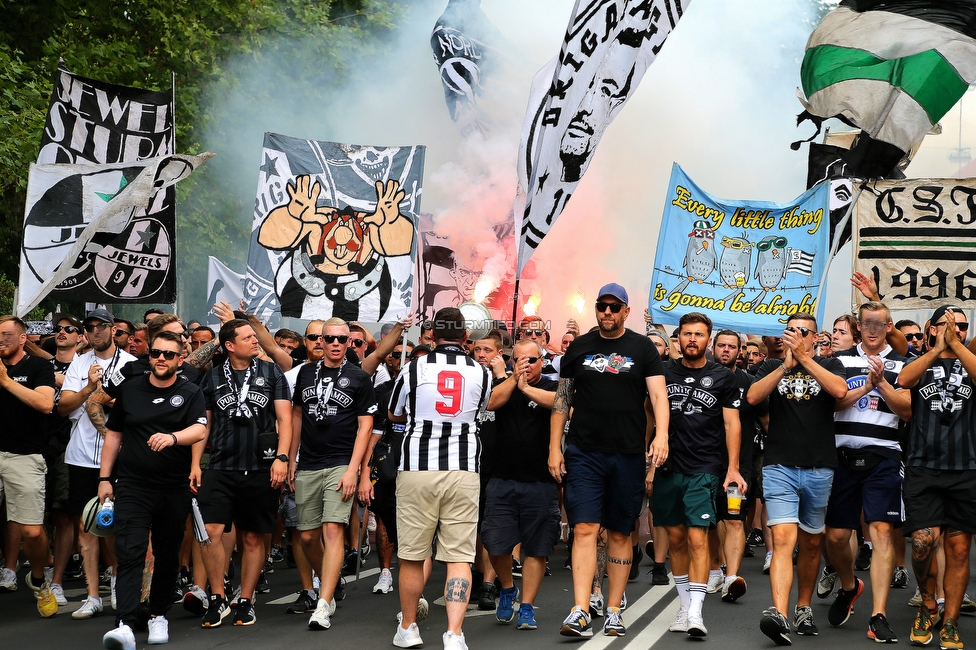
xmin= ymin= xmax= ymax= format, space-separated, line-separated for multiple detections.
xmin=0 ymin=0 xmax=402 ymax=318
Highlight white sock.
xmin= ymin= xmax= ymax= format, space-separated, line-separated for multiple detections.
xmin=689 ymin=582 xmax=707 ymax=617
xmin=674 ymin=574 xmax=690 ymax=610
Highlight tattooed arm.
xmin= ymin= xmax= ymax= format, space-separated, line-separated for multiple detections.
xmin=85 ymin=385 xmax=113 ymax=438
xmin=548 ymin=378 xmax=574 ymax=482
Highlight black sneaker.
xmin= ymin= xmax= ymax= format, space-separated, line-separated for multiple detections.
xmin=270 ymin=544 xmax=285 ymax=563
xmin=868 ymin=612 xmax=897 ymax=643
xmin=512 ymin=558 xmax=522 ymax=578
xmin=794 ymin=605 xmax=818 ymax=636
xmin=855 ymin=543 xmax=872 ymax=571
xmin=747 ymin=529 xmax=764 ymax=547
xmin=478 ymin=582 xmax=497 ymax=611
xmin=544 ymin=561 xmax=552 ymax=577
xmin=234 ymin=598 xmax=256 ymax=626
xmin=263 ymin=557 xmax=274 ymax=575
xmin=828 ymin=577 xmax=864 ymax=627
xmin=650 ymin=562 xmax=670 ymax=585
xmin=629 ymin=545 xmax=643 ymax=582
xmin=891 ymin=566 xmax=909 ymax=589
xmin=256 ymin=570 xmax=271 ymax=594
xmin=334 ymin=577 xmax=346 ymax=602
xmin=342 ymin=550 xmax=358 ymax=576
xmin=202 ymin=595 xmax=229 ymax=628
xmin=287 ymin=590 xmax=317 ymax=614
xmin=760 ymin=607 xmax=793 ymax=646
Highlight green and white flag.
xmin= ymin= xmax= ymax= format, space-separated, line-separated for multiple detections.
xmin=798 ymin=1 xmax=976 ymax=178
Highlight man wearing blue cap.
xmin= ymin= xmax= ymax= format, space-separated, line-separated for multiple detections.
xmin=548 ymin=283 xmax=670 ymax=638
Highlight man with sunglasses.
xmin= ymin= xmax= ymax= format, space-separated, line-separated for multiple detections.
xmin=479 ymin=339 xmax=559 ymax=630
xmin=550 ymin=283 xmax=669 ymax=638
xmin=292 ymin=318 xmax=377 ymax=632
xmin=748 ymin=311 xmax=847 ymax=645
xmin=59 ymin=309 xmax=137 ymax=619
xmin=897 ymin=305 xmax=976 ymax=648
xmin=0 ymin=315 xmax=58 ymax=616
xmin=823 ymin=301 xmax=910 ymax=643
xmin=896 ymin=320 xmax=924 ymax=356
xmin=656 ymin=315 xmax=743 ymax=637
xmin=519 ymin=317 xmax=560 ymax=381
xmin=113 ymin=319 xmax=135 ymax=351
xmin=99 ymin=331 xmax=208 ymax=650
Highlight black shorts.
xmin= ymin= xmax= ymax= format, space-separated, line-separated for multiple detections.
xmin=825 ymin=457 xmax=903 ymax=529
xmin=372 ymin=476 xmax=397 ymax=547
xmin=481 ymin=478 xmax=560 ymax=557
xmin=66 ymin=465 xmax=100 ymax=516
xmin=903 ymin=466 xmax=976 ymax=535
xmin=564 ymin=445 xmax=645 ymax=535
xmin=751 ymin=453 xmax=765 ymax=502
xmin=715 ymin=472 xmax=752 ymax=522
xmin=197 ymin=469 xmax=278 ymax=534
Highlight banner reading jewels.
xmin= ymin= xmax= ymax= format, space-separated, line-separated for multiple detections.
xmin=649 ymin=164 xmax=829 ymax=335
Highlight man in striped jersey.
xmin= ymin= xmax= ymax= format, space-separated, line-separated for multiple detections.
xmin=897 ymin=305 xmax=976 ymax=649
xmin=823 ymin=301 xmax=910 ymax=644
xmin=389 ymin=307 xmax=491 ymax=650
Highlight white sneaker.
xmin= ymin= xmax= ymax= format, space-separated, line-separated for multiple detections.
xmin=396 ymin=595 xmax=430 ymax=624
xmin=308 ymin=598 xmax=336 ymax=630
xmin=102 ymin=623 xmax=136 ymax=650
xmin=669 ymin=606 xmax=689 ymax=633
xmin=111 ymin=575 xmax=117 ymax=610
xmin=908 ymin=586 xmax=923 ymax=607
xmin=51 ymin=582 xmax=68 ymax=606
xmin=620 ymin=591 xmax=628 ymax=610
xmin=44 ymin=566 xmax=53 ymax=585
xmin=72 ymin=595 xmax=104 ymax=619
xmin=687 ymin=611 xmax=708 ymax=637
xmin=589 ymin=592 xmax=605 ymax=617
xmin=312 ymin=575 xmax=321 ymax=592
xmin=0 ymin=567 xmax=17 ymax=591
xmin=373 ymin=568 xmax=394 ymax=594
xmin=393 ymin=622 xmax=424 ymax=648
xmin=706 ymin=571 xmax=724 ymax=594
xmin=148 ymin=616 xmax=169 ymax=644
xmin=763 ymin=550 xmax=773 ymax=574
xmin=443 ymin=630 xmax=469 ymax=650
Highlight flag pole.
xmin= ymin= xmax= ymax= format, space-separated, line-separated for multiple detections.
xmin=815 ymin=183 xmax=863 ymax=317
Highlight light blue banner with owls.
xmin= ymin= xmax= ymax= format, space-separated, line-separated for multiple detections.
xmin=649 ymin=163 xmax=830 ymax=336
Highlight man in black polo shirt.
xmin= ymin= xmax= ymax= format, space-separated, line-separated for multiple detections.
xmin=656 ymin=314 xmax=742 ymax=638
xmin=0 ymin=315 xmax=57 ymax=616
xmin=897 ymin=306 xmax=976 ymax=649
xmin=98 ymin=331 xmax=208 ymax=650
xmin=193 ymin=319 xmax=291 ymax=628
xmin=483 ymin=338 xmax=559 ymax=630
xmin=293 ymin=317 xmax=377 ymax=632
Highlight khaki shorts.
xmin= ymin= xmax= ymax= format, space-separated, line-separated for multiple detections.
xmin=295 ymin=466 xmax=353 ymax=531
xmin=0 ymin=452 xmax=47 ymax=525
xmin=396 ymin=470 xmax=479 ymax=563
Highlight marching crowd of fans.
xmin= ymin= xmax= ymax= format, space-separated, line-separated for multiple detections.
xmin=1 ymin=272 xmax=975 ymax=649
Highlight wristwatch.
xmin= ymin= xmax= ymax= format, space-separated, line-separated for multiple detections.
xmin=276 ymin=454 xmax=289 ymax=463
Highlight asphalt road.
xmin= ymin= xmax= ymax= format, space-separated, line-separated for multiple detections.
xmin=1 ymin=536 xmax=973 ymax=649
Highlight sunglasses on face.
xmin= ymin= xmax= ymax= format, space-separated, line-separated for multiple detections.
xmin=785 ymin=326 xmax=814 ymax=337
xmin=522 ymin=329 xmax=545 ymax=337
xmin=904 ymin=333 xmax=924 ymax=341
xmin=83 ymin=322 xmax=111 ymax=333
xmin=322 ymin=335 xmax=349 ymax=344
xmin=149 ymin=348 xmax=180 ymax=360
xmin=54 ymin=325 xmax=80 ymax=334
xmin=305 ymin=333 xmax=323 ymax=341
xmin=349 ymin=339 xmax=366 ymax=348
xmin=516 ymin=356 xmax=541 ymax=364
xmin=114 ymin=330 xmax=132 ymax=337
xmin=935 ymin=320 xmax=970 ymax=331
xmin=596 ymin=302 xmax=624 ymax=313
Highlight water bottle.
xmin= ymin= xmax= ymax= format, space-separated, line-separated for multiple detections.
xmin=96 ymin=498 xmax=115 ymax=528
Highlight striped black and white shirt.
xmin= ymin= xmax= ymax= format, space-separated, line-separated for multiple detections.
xmin=390 ymin=343 xmax=491 ymax=472
xmin=833 ymin=345 xmax=907 ymax=459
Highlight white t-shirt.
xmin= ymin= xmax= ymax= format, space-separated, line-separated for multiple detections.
xmin=63 ymin=348 xmax=137 ymax=468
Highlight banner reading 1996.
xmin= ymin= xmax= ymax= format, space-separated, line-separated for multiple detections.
xmin=649 ymin=163 xmax=829 ymax=336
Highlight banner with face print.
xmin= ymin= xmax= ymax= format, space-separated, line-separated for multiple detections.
xmin=516 ymin=0 xmax=691 ymax=275
xmin=244 ymin=133 xmax=424 ymax=322
xmin=649 ymin=164 xmax=830 ymax=336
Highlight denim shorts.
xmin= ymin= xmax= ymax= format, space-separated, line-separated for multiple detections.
xmin=762 ymin=464 xmax=834 ymax=534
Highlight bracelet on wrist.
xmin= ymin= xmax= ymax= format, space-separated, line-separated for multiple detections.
xmin=170 ymin=433 xmax=178 ymax=445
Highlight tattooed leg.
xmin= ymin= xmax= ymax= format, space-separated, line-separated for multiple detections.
xmin=912 ymin=527 xmax=941 ymax=610
xmin=592 ymin=528 xmax=607 ymax=595
xmin=444 ymin=562 xmax=472 ymax=634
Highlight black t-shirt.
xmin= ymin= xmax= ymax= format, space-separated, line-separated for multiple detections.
xmin=294 ymin=361 xmax=377 ymax=470
xmin=754 ymin=357 xmax=845 ymax=468
xmin=906 ymin=357 xmax=976 ymax=470
xmin=106 ymin=375 xmax=208 ymax=487
xmin=0 ymin=354 xmax=56 ymax=455
xmin=732 ymin=368 xmax=767 ymax=472
xmin=561 ymin=329 xmax=664 ymax=456
xmin=664 ymin=359 xmax=739 ymax=476
xmin=203 ymin=359 xmax=290 ymax=471
xmin=45 ymin=357 xmax=74 ymax=455
xmin=490 ymin=377 xmax=559 ymax=483
xmin=104 ymin=355 xmax=203 ymax=398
